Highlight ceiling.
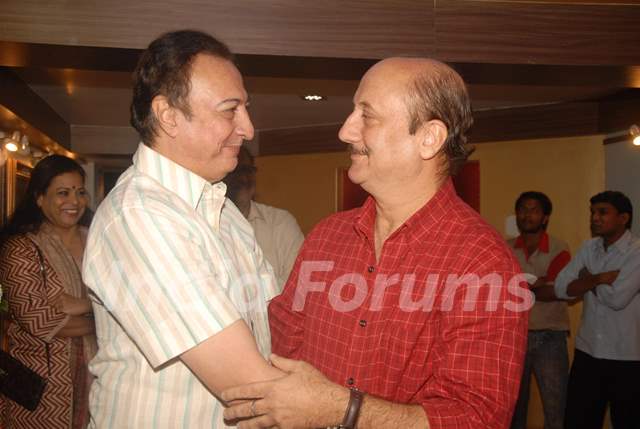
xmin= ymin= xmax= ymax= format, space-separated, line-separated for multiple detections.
xmin=15 ymin=67 xmax=621 ymax=130
xmin=4 ymin=63 xmax=627 ymax=161
xmin=0 ymin=0 xmax=639 ymax=162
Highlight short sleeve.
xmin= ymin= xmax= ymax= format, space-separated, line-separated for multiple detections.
xmin=84 ymin=206 xmax=242 ymax=368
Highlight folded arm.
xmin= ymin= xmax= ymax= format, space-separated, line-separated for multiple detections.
xmin=593 ymin=247 xmax=640 ymax=310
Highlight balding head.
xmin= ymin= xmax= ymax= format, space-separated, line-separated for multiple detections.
xmin=371 ymin=58 xmax=474 ymax=177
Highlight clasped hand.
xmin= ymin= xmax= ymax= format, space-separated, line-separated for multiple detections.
xmin=222 ymin=354 xmax=347 ymax=429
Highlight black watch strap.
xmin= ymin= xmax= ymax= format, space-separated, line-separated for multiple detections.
xmin=338 ymin=387 xmax=365 ymax=429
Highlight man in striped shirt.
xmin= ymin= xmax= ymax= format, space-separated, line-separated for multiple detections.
xmin=83 ymin=30 xmax=282 ymax=428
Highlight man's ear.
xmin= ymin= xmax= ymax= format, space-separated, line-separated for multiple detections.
xmin=151 ymin=95 xmax=179 ymax=138
xmin=417 ymin=119 xmax=448 ymax=160
xmin=620 ymin=212 xmax=631 ymax=228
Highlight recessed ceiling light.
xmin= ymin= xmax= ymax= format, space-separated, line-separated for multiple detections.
xmin=301 ymin=95 xmax=326 ymax=101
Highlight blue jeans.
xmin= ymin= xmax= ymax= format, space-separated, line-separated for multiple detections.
xmin=510 ymin=330 xmax=569 ymax=429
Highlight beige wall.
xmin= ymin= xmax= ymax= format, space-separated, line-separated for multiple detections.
xmin=470 ymin=135 xmax=605 ymax=428
xmin=255 ymin=151 xmax=350 ymax=235
xmin=255 ymin=134 xmax=605 ymax=429
xmin=256 ymin=135 xmax=604 ymax=245
xmin=472 ymin=135 xmax=604 ymax=251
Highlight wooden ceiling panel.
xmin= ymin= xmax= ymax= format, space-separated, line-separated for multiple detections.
xmin=0 ymin=0 xmax=433 ymax=59
xmin=259 ymin=124 xmax=343 ymax=156
xmin=1 ymin=1 xmax=638 ymax=156
xmin=436 ymin=0 xmax=640 ymax=66
xmin=470 ymin=102 xmax=600 ymax=143
xmin=0 ymin=68 xmax=70 ymax=148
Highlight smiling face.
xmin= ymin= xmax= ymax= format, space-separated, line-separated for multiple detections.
xmin=36 ymin=172 xmax=88 ymax=231
xmin=337 ymin=59 xmax=429 ymax=195
xmin=160 ymin=54 xmax=255 ymax=182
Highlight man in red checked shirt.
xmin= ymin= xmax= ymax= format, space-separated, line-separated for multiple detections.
xmin=508 ymin=192 xmax=571 ymax=429
xmin=223 ymin=58 xmax=530 ymax=429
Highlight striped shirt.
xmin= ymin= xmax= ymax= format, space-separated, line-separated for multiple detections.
xmin=83 ymin=143 xmax=277 ymax=428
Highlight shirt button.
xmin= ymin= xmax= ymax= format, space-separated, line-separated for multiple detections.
xmin=359 ymin=319 xmax=367 ymax=327
xmin=367 ymin=266 xmax=375 ymax=273
xmin=347 ymin=377 xmax=354 ymax=385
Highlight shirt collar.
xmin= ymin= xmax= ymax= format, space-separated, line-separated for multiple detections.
xmin=353 ymin=178 xmax=459 ymax=243
xmin=247 ymin=201 xmax=265 ymax=222
xmin=132 ymin=142 xmax=227 ymax=209
xmin=514 ymin=232 xmax=550 ymax=254
xmin=597 ymin=229 xmax=633 ymax=254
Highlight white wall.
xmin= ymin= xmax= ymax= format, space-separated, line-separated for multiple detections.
xmin=605 ymin=141 xmax=640 ymax=235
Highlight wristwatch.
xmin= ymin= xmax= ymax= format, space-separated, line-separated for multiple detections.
xmin=338 ymin=387 xmax=365 ymax=429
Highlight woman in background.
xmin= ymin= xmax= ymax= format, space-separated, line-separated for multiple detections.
xmin=0 ymin=155 xmax=97 ymax=429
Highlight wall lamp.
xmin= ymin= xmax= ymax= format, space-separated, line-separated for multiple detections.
xmin=0 ymin=130 xmax=21 ymax=152
xmin=604 ymin=124 xmax=640 ymax=146
xmin=0 ymin=130 xmax=37 ymax=167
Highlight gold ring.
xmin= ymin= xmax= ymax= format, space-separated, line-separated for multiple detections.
xmin=250 ymin=399 xmax=257 ymax=417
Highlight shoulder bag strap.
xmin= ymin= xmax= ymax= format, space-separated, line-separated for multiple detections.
xmin=31 ymin=242 xmax=52 ymax=379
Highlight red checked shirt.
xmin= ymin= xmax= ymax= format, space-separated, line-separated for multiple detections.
xmin=269 ymin=180 xmax=529 ymax=429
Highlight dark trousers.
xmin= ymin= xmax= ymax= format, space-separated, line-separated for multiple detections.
xmin=565 ymin=349 xmax=640 ymax=429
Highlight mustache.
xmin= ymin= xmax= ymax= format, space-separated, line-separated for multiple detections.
xmin=348 ymin=145 xmax=369 ymax=156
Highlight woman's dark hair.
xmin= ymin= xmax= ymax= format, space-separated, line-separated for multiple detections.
xmin=0 ymin=155 xmax=86 ymax=243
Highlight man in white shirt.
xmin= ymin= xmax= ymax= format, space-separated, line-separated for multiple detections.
xmin=83 ymin=30 xmax=282 ymax=428
xmin=223 ymin=146 xmax=304 ymax=290
xmin=555 ymin=191 xmax=640 ymax=429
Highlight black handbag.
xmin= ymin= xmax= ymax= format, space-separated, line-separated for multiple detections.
xmin=0 ymin=349 xmax=47 ymax=411
xmin=0 ymin=241 xmax=51 ymax=411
